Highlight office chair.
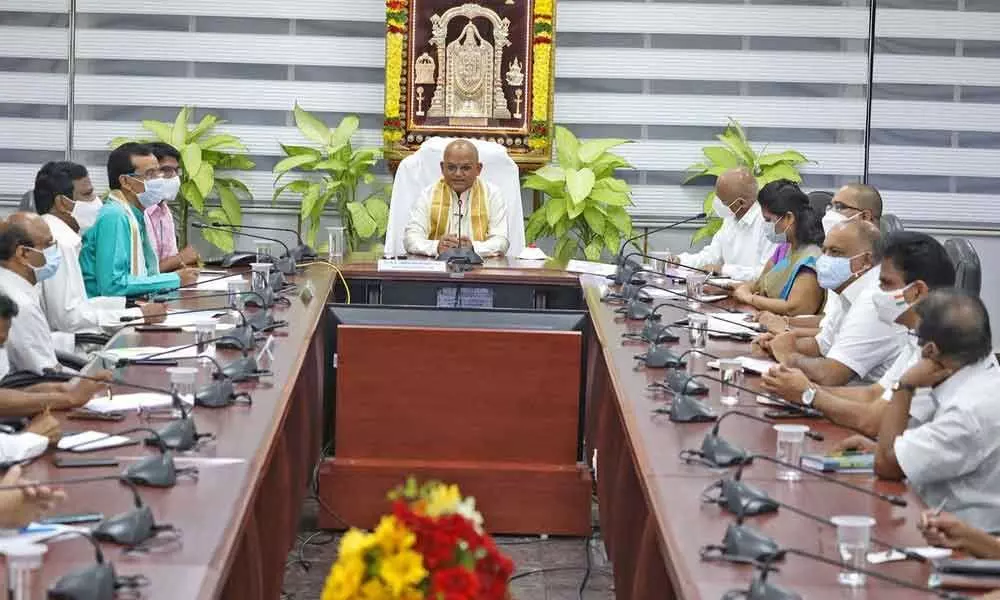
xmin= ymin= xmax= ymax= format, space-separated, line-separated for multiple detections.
xmin=807 ymin=191 xmax=833 ymax=215
xmin=880 ymin=214 xmax=904 ymax=235
xmin=944 ymin=238 xmax=982 ymax=295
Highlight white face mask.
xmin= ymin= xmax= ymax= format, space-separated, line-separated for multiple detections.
xmin=822 ymin=209 xmax=860 ymax=235
xmin=71 ymin=199 xmax=103 ymax=233
xmin=872 ymin=283 xmax=915 ymax=325
xmin=158 ymin=176 xmax=181 ymax=203
xmin=712 ymin=197 xmax=740 ymax=221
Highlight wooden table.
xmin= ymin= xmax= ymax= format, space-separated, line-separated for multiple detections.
xmin=581 ymin=279 xmax=944 ymax=600
xmin=12 ymin=264 xmax=335 ymax=600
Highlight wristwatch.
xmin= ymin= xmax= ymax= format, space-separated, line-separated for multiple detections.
xmin=801 ymin=386 xmax=816 ymax=407
xmin=892 ymin=381 xmax=917 ymax=394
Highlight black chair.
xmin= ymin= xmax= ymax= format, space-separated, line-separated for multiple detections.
xmin=19 ymin=189 xmax=34 ymax=212
xmin=880 ymin=214 xmax=904 ymax=235
xmin=944 ymin=238 xmax=981 ymax=295
xmin=807 ymin=191 xmax=833 ymax=214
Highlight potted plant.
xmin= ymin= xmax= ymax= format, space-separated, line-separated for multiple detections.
xmin=523 ymin=126 xmax=634 ymax=262
xmin=273 ymin=104 xmax=389 ymax=251
xmin=684 ymin=118 xmax=810 ymax=243
xmin=111 ymin=106 xmax=254 ymax=252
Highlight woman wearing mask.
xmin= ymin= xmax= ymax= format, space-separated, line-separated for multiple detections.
xmin=732 ymin=180 xmax=825 ymax=316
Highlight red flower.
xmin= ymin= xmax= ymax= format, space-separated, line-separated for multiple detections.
xmin=431 ymin=567 xmax=480 ymax=597
xmin=418 ymin=530 xmax=457 ymax=570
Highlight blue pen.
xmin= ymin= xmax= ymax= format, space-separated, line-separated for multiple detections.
xmin=18 ymin=524 xmax=57 ymax=535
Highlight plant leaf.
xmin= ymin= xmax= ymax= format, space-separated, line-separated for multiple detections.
xmin=578 ymin=138 xmax=631 ymax=165
xmin=272 ymin=179 xmax=312 ymax=204
xmin=171 ymin=107 xmax=190 ymax=148
xmin=534 ymin=164 xmax=566 ymax=182
xmin=274 ymin=154 xmax=319 ymax=179
xmin=584 ymin=240 xmax=603 ymax=261
xmin=589 ymin=152 xmax=632 ymax=179
xmin=187 ymin=114 xmax=219 ymax=142
xmin=691 ymin=218 xmax=724 ymax=245
xmin=522 ymin=174 xmax=562 ymax=196
xmin=605 ymin=206 xmax=632 ymax=234
xmin=331 ymin=115 xmax=360 ymax=146
xmin=199 ymin=135 xmax=245 ymax=151
xmin=759 ymin=162 xmax=802 ymax=185
xmin=280 ymin=144 xmax=322 ymax=158
xmin=345 ymin=202 xmax=377 ymax=238
xmin=298 ymin=183 xmax=322 ymax=218
xmin=293 ymin=102 xmax=332 ymax=146
xmin=554 ymin=236 xmax=576 ymax=262
xmin=201 ymin=208 xmax=235 ymax=252
xmin=193 ymin=163 xmax=214 ymax=199
xmin=703 ymin=189 xmax=717 ymax=215
xmin=555 ymin=126 xmax=581 ymax=170
xmin=525 ymin=209 xmax=548 ymax=242
xmin=565 ymin=168 xmax=596 ymax=205
xmin=180 ymin=143 xmax=202 ymax=180
xmin=590 ymin=188 xmax=630 ymax=207
xmin=593 ymin=177 xmax=630 ymax=194
xmin=216 ymin=182 xmax=242 ymax=226
xmin=546 ymin=196 xmax=567 ymax=227
xmin=603 ymin=222 xmax=622 ymax=252
xmin=180 ymin=180 xmax=204 ymax=213
xmin=567 ymin=197 xmax=586 ymax=220
xmin=313 ymin=158 xmax=348 ymax=172
xmin=364 ymin=194 xmax=390 ymax=237
xmin=215 ymin=154 xmax=256 ymax=170
xmin=583 ymin=206 xmax=606 ymax=233
xmin=141 ymin=120 xmax=173 ymax=143
xmin=758 ymin=150 xmax=809 ymax=167
xmin=703 ymin=146 xmax=740 ymax=168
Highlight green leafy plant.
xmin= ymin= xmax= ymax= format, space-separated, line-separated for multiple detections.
xmin=523 ymin=126 xmax=634 ymax=262
xmin=111 ymin=106 xmax=254 ymax=252
xmin=273 ymin=104 xmax=387 ymax=250
xmin=684 ymin=118 xmax=810 ymax=244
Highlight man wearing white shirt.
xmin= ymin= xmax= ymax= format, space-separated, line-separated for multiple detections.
xmin=671 ymin=168 xmax=775 ymax=281
xmin=766 ymin=220 xmax=905 ymax=386
xmin=404 ymin=139 xmax=509 ymax=258
xmin=33 ymin=164 xmax=165 ymax=335
xmin=761 ymin=231 xmax=956 ymax=436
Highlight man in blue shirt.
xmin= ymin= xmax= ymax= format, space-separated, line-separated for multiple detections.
xmin=80 ymin=143 xmax=198 ymax=297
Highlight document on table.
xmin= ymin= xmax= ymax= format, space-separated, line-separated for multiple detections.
xmin=0 ymin=524 xmax=90 ymax=550
xmin=565 ymin=260 xmax=616 ymax=277
xmin=707 ymin=314 xmax=762 ymax=337
xmin=162 ymin=310 xmax=230 ymax=328
xmin=97 ymin=345 xmax=205 ymax=362
xmin=707 ymin=356 xmax=779 ymax=374
xmin=83 ymin=392 xmax=194 ymax=414
xmin=195 ymin=273 xmax=243 ymax=291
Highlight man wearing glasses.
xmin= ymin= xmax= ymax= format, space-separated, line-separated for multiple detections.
xmin=821 ymin=183 xmax=882 ymax=234
xmin=143 ymin=142 xmax=200 ymax=273
xmin=80 ymin=143 xmax=199 ymax=297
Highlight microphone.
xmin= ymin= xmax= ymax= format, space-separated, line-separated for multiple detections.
xmin=120 ymin=335 xmax=263 ymax=382
xmin=118 ymin=305 xmax=260 ymax=349
xmin=728 ymin=547 xmax=970 ymax=600
xmin=43 ymin=370 xmax=210 ymax=452
xmin=678 ymin=409 xmax=823 ymax=468
xmin=152 ymin=288 xmax=286 ymax=312
xmin=62 ymin=426 xmax=197 ymax=489
xmin=614 ymin=281 xmax=742 ymax=315
xmin=120 ymin=353 xmax=254 ymax=409
xmin=636 ymin=346 xmax=714 ymax=370
xmin=193 ymin=222 xmax=296 ymax=276
xmin=650 ymin=301 xmax=758 ymax=330
xmin=619 ymin=249 xmax=717 ymax=280
xmin=657 ymin=373 xmax=820 ymax=415
xmin=621 ymin=319 xmax=680 ymax=346
xmin=437 ymin=192 xmax=484 ymax=266
xmin=44 ymin=529 xmax=147 ymax=599
xmin=740 ymin=454 xmax=907 ymax=507
xmin=612 ymin=213 xmax=707 ymax=283
xmin=169 ymin=270 xmax=242 ymax=292
xmin=209 ymin=221 xmax=316 ymax=261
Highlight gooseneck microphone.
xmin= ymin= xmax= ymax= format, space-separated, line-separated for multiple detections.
xmin=170 ymin=270 xmax=242 ymax=292
xmin=120 ymin=335 xmax=261 ymax=382
xmin=209 ymin=221 xmax=316 ymax=261
xmin=193 ymin=222 xmax=296 ymax=276
xmin=677 ymin=409 xmax=823 ymax=468
xmin=613 ymin=212 xmax=707 ymax=271
xmin=437 ymin=192 xmax=483 ymax=266
xmin=650 ymin=300 xmax=758 ymax=329
xmin=118 ymin=305 xmax=259 ymax=349
xmin=615 ymin=281 xmax=742 ymax=315
xmin=739 ymin=454 xmax=908 ymax=507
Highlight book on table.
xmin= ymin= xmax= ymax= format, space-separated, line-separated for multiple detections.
xmin=800 ymin=452 xmax=874 ymax=473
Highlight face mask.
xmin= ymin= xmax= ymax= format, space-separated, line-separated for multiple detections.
xmin=872 ymin=283 xmax=915 ymax=325
xmin=130 ymin=177 xmax=166 ymax=209
xmin=25 ymin=245 xmax=62 ymax=283
xmin=816 ymin=253 xmax=865 ymax=290
xmin=71 ymin=199 xmax=103 ymax=233
xmin=822 ymin=210 xmax=860 ymax=235
xmin=713 ymin=197 xmax=740 ymax=221
xmin=158 ymin=176 xmax=181 ymax=203
xmin=0 ymin=348 xmax=8 ymax=380
xmin=765 ymin=218 xmax=788 ymax=245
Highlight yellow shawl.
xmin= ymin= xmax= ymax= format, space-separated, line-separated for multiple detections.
xmin=428 ymin=178 xmax=488 ymax=241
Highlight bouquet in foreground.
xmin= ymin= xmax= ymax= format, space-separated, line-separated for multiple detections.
xmin=321 ymin=479 xmax=514 ymax=600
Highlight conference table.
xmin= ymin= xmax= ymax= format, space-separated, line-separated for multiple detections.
xmin=5 ymin=255 xmax=955 ymax=600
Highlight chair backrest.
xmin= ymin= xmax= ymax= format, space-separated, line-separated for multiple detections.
xmin=944 ymin=237 xmax=981 ymax=295
xmin=19 ymin=190 xmax=34 ymax=212
xmin=880 ymin=213 xmax=904 ymax=236
xmin=384 ymin=137 xmax=525 ymax=257
xmin=807 ymin=190 xmax=833 ymax=214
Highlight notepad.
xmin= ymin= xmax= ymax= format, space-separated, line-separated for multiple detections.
xmin=83 ymin=392 xmax=194 ymax=414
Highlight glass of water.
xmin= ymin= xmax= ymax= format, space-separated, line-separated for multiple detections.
xmin=688 ymin=313 xmax=708 ymax=348
xmin=327 ymin=226 xmax=346 ymax=261
xmin=194 ymin=319 xmax=217 ymax=361
xmin=718 ymin=359 xmax=743 ymax=406
xmin=773 ymin=424 xmax=810 ymax=480
xmin=249 ymin=262 xmax=272 ymax=295
xmin=648 ymin=250 xmax=672 ymax=283
xmin=686 ymin=273 xmax=709 ymax=308
xmin=831 ymin=515 xmax=876 ymax=586
xmin=227 ymin=279 xmax=250 ymax=310
xmin=166 ymin=366 xmax=198 ymax=401
xmin=254 ymin=240 xmax=273 ymax=264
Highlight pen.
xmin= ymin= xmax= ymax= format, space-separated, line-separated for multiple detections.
xmin=933 ymin=498 xmax=947 ymax=516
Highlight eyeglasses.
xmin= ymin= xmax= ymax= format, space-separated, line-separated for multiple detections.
xmin=158 ymin=166 xmax=182 ymax=178
xmin=127 ymin=169 xmax=163 ymax=182
xmin=827 ymin=201 xmax=863 ymax=214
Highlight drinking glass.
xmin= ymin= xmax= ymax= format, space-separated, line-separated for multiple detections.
xmin=5 ymin=542 xmax=46 ymax=600
xmin=249 ymin=262 xmax=273 ymax=295
xmin=773 ymin=424 xmax=810 ymax=480
xmin=227 ymin=280 xmax=250 ymax=310
xmin=718 ymin=359 xmax=743 ymax=406
xmin=686 ymin=273 xmax=709 ymax=309
xmin=194 ymin=320 xmax=217 ymax=361
xmin=831 ymin=515 xmax=876 ymax=586
xmin=327 ymin=226 xmax=346 ymax=261
xmin=254 ymin=240 xmax=273 ymax=264
xmin=688 ymin=313 xmax=708 ymax=348
xmin=166 ymin=366 xmax=198 ymax=400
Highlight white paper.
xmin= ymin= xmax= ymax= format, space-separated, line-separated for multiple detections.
xmin=162 ymin=311 xmax=227 ymax=328
xmin=708 ymin=277 xmax=741 ymax=289
xmin=867 ymin=547 xmax=952 ymax=564
xmin=707 ymin=356 xmax=779 ymax=375
xmin=195 ymin=273 xmax=243 ymax=291
xmin=517 ymin=246 xmax=548 ymax=260
xmin=180 ymin=323 xmax=236 ymax=333
xmin=57 ymin=431 xmax=133 ymax=452
xmin=83 ymin=392 xmax=194 ymax=414
xmin=98 ymin=345 xmax=205 ymax=362
xmin=707 ymin=315 xmax=762 ymax=337
xmin=565 ymin=260 xmax=616 ymax=277
xmin=0 ymin=524 xmax=90 ymax=550
xmin=377 ymin=259 xmax=448 ymax=273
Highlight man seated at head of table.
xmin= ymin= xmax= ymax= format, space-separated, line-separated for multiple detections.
xmin=0 ymin=292 xmax=109 ymax=415
xmin=760 ymin=231 xmax=956 ymax=437
xmin=756 ymin=182 xmax=884 ymax=334
xmin=33 ymin=162 xmax=166 ymax=335
xmin=730 ymin=179 xmax=825 ymax=316
xmin=752 ymin=219 xmax=905 ymax=386
xmin=403 ymin=139 xmax=509 ymax=258
xmin=80 ymin=142 xmax=199 ymax=298
xmin=668 ymin=167 xmax=775 ymax=280
xmin=837 ymin=289 xmax=1000 ymax=533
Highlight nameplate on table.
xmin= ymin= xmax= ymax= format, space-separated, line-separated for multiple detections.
xmin=377 ymin=259 xmax=448 ymax=273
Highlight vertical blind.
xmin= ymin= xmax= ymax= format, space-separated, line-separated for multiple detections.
xmin=1 ymin=0 xmax=998 ymax=229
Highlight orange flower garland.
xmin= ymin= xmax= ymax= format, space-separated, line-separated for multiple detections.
xmin=530 ymin=0 xmax=554 ymax=151
xmin=384 ymin=0 xmax=408 ymax=143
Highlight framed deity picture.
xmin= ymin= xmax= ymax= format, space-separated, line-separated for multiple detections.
xmin=383 ymin=0 xmax=556 ymax=169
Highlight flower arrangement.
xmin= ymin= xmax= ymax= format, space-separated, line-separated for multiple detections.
xmin=529 ymin=0 xmax=554 ymax=151
xmin=321 ymin=479 xmax=514 ymax=600
xmin=384 ymin=0 xmax=408 ymax=143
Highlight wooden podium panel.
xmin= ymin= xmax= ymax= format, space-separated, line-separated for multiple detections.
xmin=319 ymin=325 xmax=592 ymax=535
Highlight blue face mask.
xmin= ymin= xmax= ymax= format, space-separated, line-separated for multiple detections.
xmin=816 ymin=253 xmax=866 ymax=290
xmin=130 ymin=176 xmax=167 ymax=209
xmin=25 ymin=244 xmax=62 ymax=283
xmin=765 ymin=217 xmax=789 ymax=245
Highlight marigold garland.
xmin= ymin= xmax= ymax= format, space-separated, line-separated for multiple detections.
xmin=529 ymin=0 xmax=554 ymax=151
xmin=384 ymin=0 xmax=408 ymax=143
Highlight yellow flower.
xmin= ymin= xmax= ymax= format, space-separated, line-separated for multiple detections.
xmin=357 ymin=579 xmax=392 ymax=600
xmin=338 ymin=529 xmax=377 ymax=559
xmin=424 ymin=483 xmax=462 ymax=517
xmin=321 ymin=556 xmax=366 ymax=600
xmin=373 ymin=515 xmax=415 ymax=554
xmin=378 ymin=549 xmax=427 ymax=596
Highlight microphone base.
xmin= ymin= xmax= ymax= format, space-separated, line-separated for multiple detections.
xmin=438 ymin=247 xmax=483 ymax=266
xmin=668 ymin=395 xmax=716 ymax=423
xmin=289 ymin=244 xmax=317 ymax=261
xmin=700 ymin=434 xmax=753 ymax=468
xmin=722 ymin=522 xmax=781 ymax=562
xmin=719 ymin=478 xmax=780 ymax=516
